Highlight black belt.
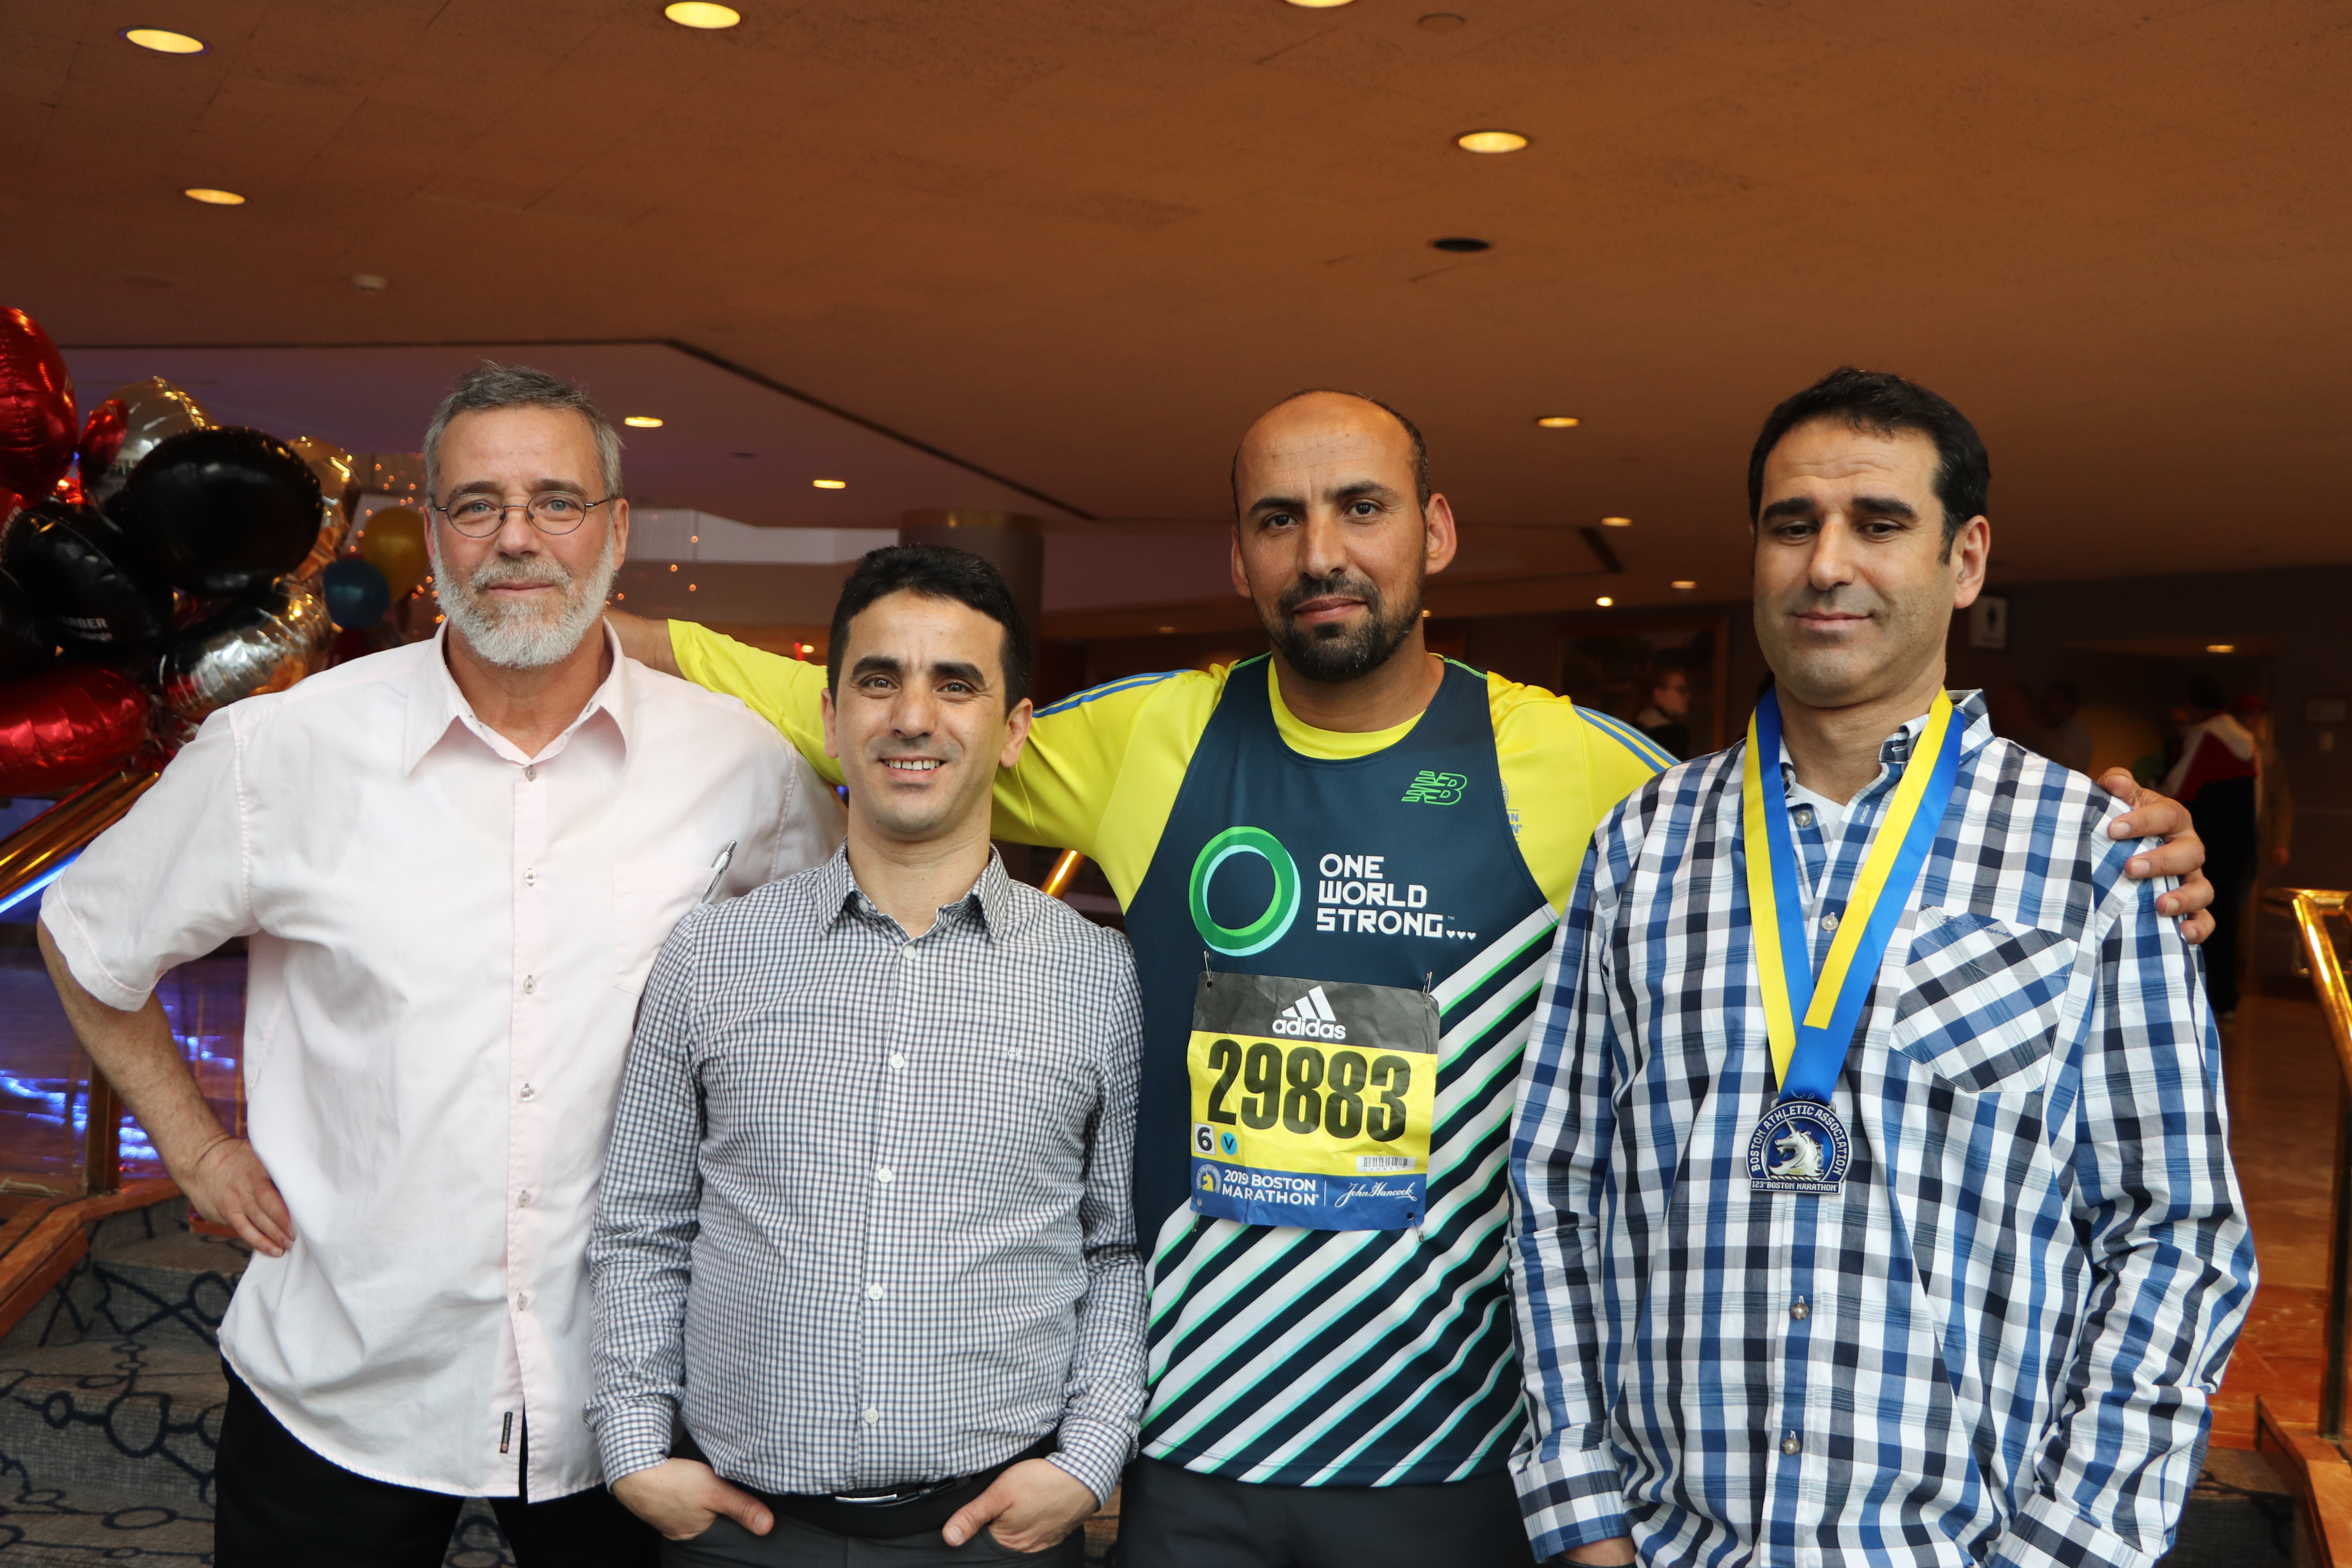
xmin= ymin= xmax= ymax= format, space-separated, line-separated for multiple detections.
xmin=676 ymin=1432 xmax=1058 ymax=1541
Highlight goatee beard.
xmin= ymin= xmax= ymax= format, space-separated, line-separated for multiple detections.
xmin=432 ymin=530 xmax=619 ymax=670
xmin=1265 ymin=568 xmax=1423 ymax=683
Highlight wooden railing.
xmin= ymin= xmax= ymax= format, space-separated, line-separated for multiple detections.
xmin=2258 ymin=887 xmax=2352 ymax=1567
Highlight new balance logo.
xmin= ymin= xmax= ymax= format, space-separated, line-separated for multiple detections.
xmin=1400 ymin=770 xmax=1468 ymax=805
xmin=1270 ymin=985 xmax=1347 ymax=1041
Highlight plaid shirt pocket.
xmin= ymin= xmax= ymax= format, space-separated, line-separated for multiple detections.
xmin=1891 ymin=909 xmax=2078 ymax=1094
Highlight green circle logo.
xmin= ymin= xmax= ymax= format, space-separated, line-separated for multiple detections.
xmin=1189 ymin=826 xmax=1300 ymax=957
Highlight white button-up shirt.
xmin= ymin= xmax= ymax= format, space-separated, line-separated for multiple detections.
xmin=40 ymin=628 xmax=841 ymax=1499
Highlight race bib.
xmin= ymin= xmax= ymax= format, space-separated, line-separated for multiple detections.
xmin=1187 ymin=971 xmax=1439 ymax=1231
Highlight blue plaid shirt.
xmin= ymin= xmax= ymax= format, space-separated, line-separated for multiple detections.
xmin=1508 ymin=692 xmax=2254 ymax=1568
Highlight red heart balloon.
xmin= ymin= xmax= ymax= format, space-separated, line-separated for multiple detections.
xmin=0 ymin=664 xmax=146 ymax=797
xmin=0 ymin=309 xmax=78 ymax=501
xmin=78 ymin=397 xmax=127 ymax=482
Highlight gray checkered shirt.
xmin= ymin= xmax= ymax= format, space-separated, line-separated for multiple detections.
xmin=587 ymin=847 xmax=1146 ymax=1502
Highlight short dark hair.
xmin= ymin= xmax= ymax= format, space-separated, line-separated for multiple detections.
xmin=1231 ymin=389 xmax=1432 ymax=516
xmin=827 ymin=544 xmax=1031 ymax=706
xmin=1746 ymin=368 xmax=1989 ymax=552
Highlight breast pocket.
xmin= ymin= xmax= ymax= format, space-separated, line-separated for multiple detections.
xmin=1890 ymin=909 xmax=2078 ymax=1095
xmin=613 ymin=860 xmax=715 ymax=994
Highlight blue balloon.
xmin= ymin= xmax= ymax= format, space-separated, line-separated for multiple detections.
xmin=321 ymin=557 xmax=389 ymax=631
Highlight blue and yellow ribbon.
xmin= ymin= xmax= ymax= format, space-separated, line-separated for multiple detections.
xmin=1743 ymin=690 xmax=1963 ymax=1102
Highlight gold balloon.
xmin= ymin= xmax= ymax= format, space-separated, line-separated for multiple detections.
xmin=286 ymin=436 xmax=358 ymax=578
xmin=356 ymin=506 xmax=429 ymax=600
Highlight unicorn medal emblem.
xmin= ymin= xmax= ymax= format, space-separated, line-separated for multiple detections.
xmin=1769 ymin=1126 xmax=1824 ymax=1181
xmin=1748 ymin=1101 xmax=1851 ymax=1195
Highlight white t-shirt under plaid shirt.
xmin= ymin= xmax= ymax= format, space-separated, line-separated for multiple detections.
xmin=588 ymin=846 xmax=1146 ymax=1503
xmin=1508 ymin=691 xmax=2254 ymax=1568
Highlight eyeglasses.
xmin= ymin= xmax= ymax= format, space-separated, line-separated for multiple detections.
xmin=431 ymin=492 xmax=615 ymax=538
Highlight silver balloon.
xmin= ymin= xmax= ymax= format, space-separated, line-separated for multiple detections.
xmin=85 ymin=377 xmax=212 ymax=508
xmin=155 ymin=575 xmax=334 ymax=736
xmin=286 ymin=435 xmax=356 ymax=578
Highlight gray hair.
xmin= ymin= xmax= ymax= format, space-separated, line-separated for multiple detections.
xmin=422 ymin=361 xmax=624 ymax=503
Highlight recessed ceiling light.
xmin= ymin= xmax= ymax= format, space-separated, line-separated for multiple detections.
xmin=1418 ymin=13 xmax=1466 ymax=30
xmin=812 ymin=478 xmax=847 ymax=489
xmin=1535 ymin=416 xmax=1579 ymax=429
xmin=1671 ymin=579 xmax=1697 ymax=590
xmin=351 ymin=274 xmax=388 ymax=292
xmin=1595 ymin=596 xmax=1615 ymax=608
xmin=1285 ymin=0 xmax=1356 ymax=7
xmin=1158 ymin=625 xmax=1176 ymax=633
xmin=1430 ymin=236 xmax=1490 ymax=253
xmin=2206 ymin=643 xmax=2235 ymax=653
xmin=1601 ymin=515 xmax=1632 ymax=527
xmin=183 ymin=187 xmax=245 ymax=205
xmin=1456 ymin=130 xmax=1529 ymax=154
xmin=624 ymin=415 xmax=664 ymax=428
xmin=123 ymin=27 xmax=205 ymax=53
xmin=664 ymin=2 xmax=741 ymax=26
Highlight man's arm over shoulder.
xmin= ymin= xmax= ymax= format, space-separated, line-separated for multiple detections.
xmin=1490 ymin=675 xmax=1671 ymax=913
xmin=1995 ymin=857 xmax=2255 ymax=1568
xmin=588 ymin=908 xmax=715 ymax=1484
xmin=1048 ymin=917 xmax=1147 ymax=1503
xmin=1508 ymin=802 xmax=1645 ymax=1561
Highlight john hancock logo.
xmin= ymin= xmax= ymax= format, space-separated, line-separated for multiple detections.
xmin=1400 ymin=770 xmax=1467 ymax=805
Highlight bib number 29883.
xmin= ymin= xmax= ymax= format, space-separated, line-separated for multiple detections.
xmin=1187 ymin=972 xmax=1438 ymax=1230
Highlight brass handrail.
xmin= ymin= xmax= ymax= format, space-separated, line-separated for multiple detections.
xmin=0 ymin=771 xmax=161 ymax=915
xmin=0 ymin=770 xmax=161 ymax=1198
xmin=2266 ymin=887 xmax=2352 ymax=1444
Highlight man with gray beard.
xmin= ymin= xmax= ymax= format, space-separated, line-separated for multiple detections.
xmin=37 ymin=363 xmax=840 ymax=1566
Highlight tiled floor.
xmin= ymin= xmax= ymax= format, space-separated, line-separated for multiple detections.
xmin=2209 ymin=982 xmax=2345 ymax=1448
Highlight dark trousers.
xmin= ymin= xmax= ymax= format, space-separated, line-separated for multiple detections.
xmin=1117 ymin=1456 xmax=1538 ymax=1568
xmin=2190 ymin=777 xmax=2257 ymax=1014
xmin=664 ymin=1511 xmax=1085 ymax=1565
xmin=215 ymin=1363 xmax=658 ymax=1568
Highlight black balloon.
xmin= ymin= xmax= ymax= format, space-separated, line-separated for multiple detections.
xmin=117 ymin=426 xmax=323 ymax=598
xmin=0 ymin=571 xmax=54 ymax=682
xmin=1 ymin=500 xmax=174 ymax=657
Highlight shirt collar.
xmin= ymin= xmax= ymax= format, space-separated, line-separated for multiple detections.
xmin=1775 ymin=688 xmax=1994 ymax=790
xmin=819 ymin=843 xmax=1018 ymax=940
xmin=401 ymin=622 xmax=635 ymax=776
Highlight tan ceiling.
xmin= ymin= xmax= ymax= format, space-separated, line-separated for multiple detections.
xmin=5 ymin=0 xmax=2348 ymax=617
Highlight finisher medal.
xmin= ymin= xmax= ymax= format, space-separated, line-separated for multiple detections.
xmin=1742 ymin=689 xmax=1962 ymax=1196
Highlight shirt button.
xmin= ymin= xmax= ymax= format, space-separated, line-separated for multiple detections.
xmin=888 ymin=1053 xmax=906 ymax=1070
xmin=523 ymin=868 xmax=538 ymax=887
xmin=1820 ymin=910 xmax=1840 ymax=933
xmin=1792 ymin=806 xmax=1814 ymax=828
xmin=515 ymin=1293 xmax=530 ymax=1311
xmin=900 ymin=943 xmax=916 ymax=959
xmin=862 ymin=1407 xmax=882 ymax=1426
xmin=866 ymin=1283 xmax=885 ymax=1301
xmin=524 ymin=765 xmax=536 ymax=781
xmin=517 ymin=1190 xmax=532 ymax=1208
xmin=519 ymin=1084 xmax=536 ymax=1101
xmin=1781 ymin=1432 xmax=1802 ymax=1456
xmin=876 ymin=1166 xmax=894 ymax=1184
xmin=1791 ymin=1298 xmax=1809 ymax=1321
xmin=523 ymin=975 xmax=537 ymax=995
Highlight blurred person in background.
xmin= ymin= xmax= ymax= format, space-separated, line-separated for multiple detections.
xmin=2232 ymin=695 xmax=2293 ymax=874
xmin=1634 ymin=666 xmax=1694 ymax=760
xmin=1984 ymin=678 xmax=2038 ymax=744
xmin=2037 ymin=679 xmax=2094 ymax=773
xmin=2164 ymin=676 xmax=2259 ymax=1020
